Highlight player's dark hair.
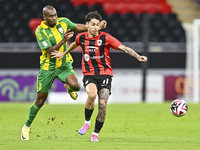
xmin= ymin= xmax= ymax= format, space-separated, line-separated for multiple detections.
xmin=85 ymin=11 xmax=102 ymax=23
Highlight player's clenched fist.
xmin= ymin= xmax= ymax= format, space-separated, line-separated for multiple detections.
xmin=138 ymin=56 xmax=148 ymax=62
xmin=63 ymin=29 xmax=74 ymax=42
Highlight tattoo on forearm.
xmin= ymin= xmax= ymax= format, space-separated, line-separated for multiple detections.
xmin=124 ymin=48 xmax=139 ymax=58
xmin=121 ymin=45 xmax=139 ymax=59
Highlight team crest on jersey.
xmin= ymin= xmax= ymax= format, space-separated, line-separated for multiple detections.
xmin=42 ymin=41 xmax=48 ymax=47
xmin=97 ymin=40 xmax=102 ymax=46
xmin=84 ymin=54 xmax=90 ymax=62
xmin=58 ymin=27 xmax=63 ymax=33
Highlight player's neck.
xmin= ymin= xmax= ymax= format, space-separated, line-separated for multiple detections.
xmin=44 ymin=22 xmax=56 ymax=28
xmin=88 ymin=32 xmax=99 ymax=38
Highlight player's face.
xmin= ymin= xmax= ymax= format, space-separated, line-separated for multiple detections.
xmin=43 ymin=9 xmax=57 ymax=27
xmin=87 ymin=19 xmax=100 ymax=37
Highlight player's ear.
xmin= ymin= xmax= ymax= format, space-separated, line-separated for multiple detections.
xmin=43 ymin=15 xmax=46 ymax=20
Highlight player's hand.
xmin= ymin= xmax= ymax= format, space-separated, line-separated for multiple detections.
xmin=63 ymin=29 xmax=74 ymax=42
xmin=51 ymin=50 xmax=64 ymax=62
xmin=138 ymin=56 xmax=148 ymax=62
xmin=99 ymin=20 xmax=107 ymax=30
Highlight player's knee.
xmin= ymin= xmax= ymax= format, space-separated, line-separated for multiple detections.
xmin=71 ymin=83 xmax=80 ymax=91
xmin=35 ymin=98 xmax=46 ymax=108
xmin=87 ymin=92 xmax=97 ymax=102
xmin=36 ymin=93 xmax=48 ymax=108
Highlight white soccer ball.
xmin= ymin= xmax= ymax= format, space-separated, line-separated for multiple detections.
xmin=170 ymin=99 xmax=188 ymax=117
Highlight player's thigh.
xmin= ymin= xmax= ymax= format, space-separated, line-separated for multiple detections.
xmin=37 ymin=70 xmax=56 ymax=93
xmin=57 ymin=66 xmax=76 ymax=84
xmin=83 ymin=76 xmax=98 ymax=97
xmin=98 ymin=88 xmax=110 ymax=101
xmin=86 ymin=83 xmax=98 ymax=96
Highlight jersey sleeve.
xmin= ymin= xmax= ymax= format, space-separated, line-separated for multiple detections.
xmin=60 ymin=17 xmax=76 ymax=30
xmin=75 ymin=34 xmax=80 ymax=46
xmin=107 ymin=33 xmax=122 ymax=50
xmin=35 ymin=27 xmax=52 ymax=50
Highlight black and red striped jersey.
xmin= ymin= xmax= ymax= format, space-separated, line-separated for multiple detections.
xmin=75 ymin=31 xmax=122 ymax=76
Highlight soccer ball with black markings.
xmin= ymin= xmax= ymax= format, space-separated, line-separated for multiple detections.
xmin=170 ymin=99 xmax=188 ymax=117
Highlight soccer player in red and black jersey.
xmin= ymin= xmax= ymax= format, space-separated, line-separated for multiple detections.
xmin=51 ymin=11 xmax=147 ymax=142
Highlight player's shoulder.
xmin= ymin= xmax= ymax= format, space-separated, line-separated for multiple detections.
xmin=35 ymin=25 xmax=43 ymax=34
xmin=35 ymin=21 xmax=47 ymax=33
xmin=100 ymin=31 xmax=112 ymax=37
xmin=57 ymin=17 xmax=70 ymax=22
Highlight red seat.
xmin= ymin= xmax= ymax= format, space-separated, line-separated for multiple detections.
xmin=144 ymin=3 xmax=160 ymax=14
xmin=138 ymin=0 xmax=152 ymax=3
xmin=103 ymin=3 xmax=117 ymax=14
xmin=81 ymin=0 xmax=97 ymax=5
xmin=86 ymin=1 xmax=99 ymax=6
xmin=116 ymin=3 xmax=131 ymax=14
xmin=122 ymin=0 xmax=139 ymax=2
xmin=129 ymin=3 xmax=145 ymax=14
xmin=157 ymin=3 xmax=172 ymax=14
xmin=138 ymin=0 xmax=166 ymax=3
xmin=71 ymin=0 xmax=100 ymax=6
xmin=152 ymin=0 xmax=166 ymax=3
xmin=96 ymin=0 xmax=109 ymax=5
xmin=29 ymin=18 xmax=43 ymax=37
xmin=109 ymin=0 xmax=122 ymax=2
xmin=70 ymin=0 xmax=84 ymax=6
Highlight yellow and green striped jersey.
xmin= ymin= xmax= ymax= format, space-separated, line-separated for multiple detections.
xmin=35 ymin=17 xmax=76 ymax=70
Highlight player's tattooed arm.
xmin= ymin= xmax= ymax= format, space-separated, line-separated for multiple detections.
xmin=117 ymin=44 xmax=148 ymax=62
xmin=118 ymin=44 xmax=140 ymax=59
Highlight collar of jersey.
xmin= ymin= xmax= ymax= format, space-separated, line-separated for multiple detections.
xmin=40 ymin=20 xmax=59 ymax=29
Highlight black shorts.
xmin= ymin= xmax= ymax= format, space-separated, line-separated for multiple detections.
xmin=83 ymin=75 xmax=112 ymax=93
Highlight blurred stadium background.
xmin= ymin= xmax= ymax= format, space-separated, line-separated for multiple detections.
xmin=1 ymin=0 xmax=200 ymax=103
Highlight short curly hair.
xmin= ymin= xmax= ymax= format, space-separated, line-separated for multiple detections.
xmin=85 ymin=11 xmax=102 ymax=23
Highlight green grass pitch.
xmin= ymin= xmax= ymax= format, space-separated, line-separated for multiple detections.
xmin=0 ymin=102 xmax=199 ymax=150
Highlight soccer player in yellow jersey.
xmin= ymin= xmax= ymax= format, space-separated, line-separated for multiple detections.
xmin=21 ymin=5 xmax=107 ymax=140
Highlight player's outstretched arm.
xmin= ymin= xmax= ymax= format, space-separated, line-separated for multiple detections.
xmin=51 ymin=42 xmax=77 ymax=62
xmin=117 ymin=44 xmax=148 ymax=62
xmin=46 ymin=29 xmax=74 ymax=54
xmin=73 ymin=24 xmax=88 ymax=32
xmin=73 ymin=20 xmax=107 ymax=32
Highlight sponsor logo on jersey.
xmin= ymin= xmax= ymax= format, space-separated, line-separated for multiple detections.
xmin=42 ymin=41 xmax=48 ymax=47
xmin=90 ymin=55 xmax=104 ymax=59
xmin=86 ymin=46 xmax=98 ymax=52
xmin=84 ymin=53 xmax=104 ymax=61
